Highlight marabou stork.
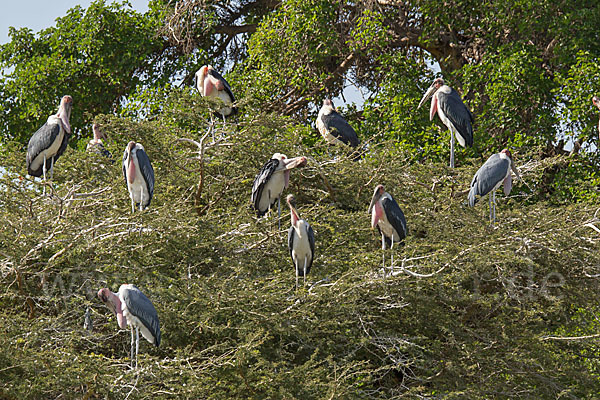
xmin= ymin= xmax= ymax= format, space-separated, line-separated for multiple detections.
xmin=468 ymin=149 xmax=521 ymax=224
xmin=368 ymin=184 xmax=408 ymax=274
xmin=418 ymin=78 xmax=474 ymax=168
xmin=122 ymin=141 xmax=155 ymax=213
xmin=251 ymin=153 xmax=307 ymax=229
xmin=316 ymin=99 xmax=359 ymax=148
xmin=26 ymin=95 xmax=73 ymax=193
xmin=86 ymin=123 xmax=113 ymax=160
xmin=195 ymin=65 xmax=237 ymax=119
xmin=98 ymin=284 xmax=161 ymax=369
xmin=286 ymin=194 xmax=315 ymax=289
xmin=593 ymin=96 xmax=600 ymax=141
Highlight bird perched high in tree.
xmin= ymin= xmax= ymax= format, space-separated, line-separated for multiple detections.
xmin=195 ymin=65 xmax=237 ymax=119
xmin=122 ymin=141 xmax=155 ymax=213
xmin=251 ymin=153 xmax=307 ymax=229
xmin=418 ymin=78 xmax=474 ymax=168
xmin=98 ymin=284 xmax=160 ymax=369
xmin=468 ymin=149 xmax=521 ymax=224
xmin=26 ymin=95 xmax=73 ymax=192
xmin=286 ymin=194 xmax=315 ymax=290
xmin=86 ymin=123 xmax=113 ymax=161
xmin=316 ymin=99 xmax=359 ymax=148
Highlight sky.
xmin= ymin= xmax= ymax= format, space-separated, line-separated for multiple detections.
xmin=0 ymin=0 xmax=149 ymax=45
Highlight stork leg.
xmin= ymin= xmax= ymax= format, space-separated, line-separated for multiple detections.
xmin=493 ymin=191 xmax=497 ymax=224
xmin=131 ymin=196 xmax=135 ymax=214
xmin=130 ymin=324 xmax=135 ymax=368
xmin=139 ymin=187 xmax=144 ymax=211
xmin=42 ymin=153 xmax=47 ymax=195
xmin=303 ymin=255 xmax=307 ymax=289
xmin=49 ymin=156 xmax=55 ymax=181
xmin=489 ymin=192 xmax=493 ymax=223
xmin=381 ymin=232 xmax=386 ymax=276
xmin=295 ymin=261 xmax=299 ymax=291
xmin=390 ymin=239 xmax=394 ymax=275
xmin=450 ymin=130 xmax=455 ymax=169
xmin=135 ymin=326 xmax=140 ymax=369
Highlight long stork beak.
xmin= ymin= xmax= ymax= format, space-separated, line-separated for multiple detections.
xmin=417 ymin=84 xmax=437 ymax=109
xmin=368 ymin=189 xmax=382 ymax=215
xmin=282 ymin=156 xmax=307 ymax=170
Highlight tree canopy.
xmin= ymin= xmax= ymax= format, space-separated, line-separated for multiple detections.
xmin=1 ymin=0 xmax=600 ymax=398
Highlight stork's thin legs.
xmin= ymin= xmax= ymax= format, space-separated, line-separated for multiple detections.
xmin=450 ymin=130 xmax=455 ymax=168
xmin=489 ymin=193 xmax=493 ymax=223
xmin=135 ymin=327 xmax=140 ymax=369
xmin=130 ymin=325 xmax=135 ymax=368
xmin=381 ymin=232 xmax=385 ymax=276
xmin=278 ymin=197 xmax=281 ymax=231
xmin=295 ymin=261 xmax=299 ymax=291
xmin=390 ymin=239 xmax=394 ymax=275
xmin=131 ymin=197 xmax=135 ymax=214
xmin=50 ymin=156 xmax=54 ymax=180
xmin=139 ymin=187 xmax=144 ymax=211
xmin=493 ymin=191 xmax=496 ymax=224
xmin=303 ymin=255 xmax=307 ymax=288
xmin=42 ymin=153 xmax=47 ymax=195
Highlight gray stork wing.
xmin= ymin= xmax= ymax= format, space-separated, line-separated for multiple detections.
xmin=251 ymin=158 xmax=279 ymax=217
xmin=136 ymin=148 xmax=155 ymax=204
xmin=468 ymin=153 xmax=510 ymax=206
xmin=306 ymin=224 xmax=315 ymax=276
xmin=208 ymin=69 xmax=236 ymax=103
xmin=381 ymin=195 xmax=408 ymax=247
xmin=121 ymin=286 xmax=161 ymax=347
xmin=320 ymin=111 xmax=359 ymax=148
xmin=26 ymin=122 xmax=65 ymax=177
xmin=437 ymin=88 xmax=474 ymax=147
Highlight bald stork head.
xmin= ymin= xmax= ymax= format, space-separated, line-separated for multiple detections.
xmin=273 ymin=153 xmax=307 ymax=188
xmin=56 ymin=95 xmax=73 ymax=133
xmin=418 ymin=78 xmax=445 ymax=109
xmin=97 ymin=287 xmax=127 ymax=329
xmin=500 ymin=149 xmax=521 ymax=180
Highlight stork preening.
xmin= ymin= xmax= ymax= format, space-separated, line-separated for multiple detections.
xmin=195 ymin=65 xmax=237 ymax=119
xmin=98 ymin=284 xmax=161 ymax=369
xmin=251 ymin=153 xmax=307 ymax=229
xmin=286 ymin=194 xmax=315 ymax=290
xmin=86 ymin=123 xmax=113 ymax=160
xmin=468 ymin=149 xmax=521 ymax=224
xmin=26 ymin=95 xmax=73 ymax=194
xmin=593 ymin=96 xmax=600 ymax=141
xmin=418 ymin=78 xmax=474 ymax=168
xmin=316 ymin=99 xmax=360 ymax=148
xmin=368 ymin=184 xmax=408 ymax=275
xmin=122 ymin=141 xmax=155 ymax=213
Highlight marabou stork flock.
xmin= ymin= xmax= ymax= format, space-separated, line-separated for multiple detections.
xmin=24 ymin=61 xmax=595 ymax=369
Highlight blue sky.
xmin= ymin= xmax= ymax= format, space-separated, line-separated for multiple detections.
xmin=0 ymin=0 xmax=149 ymax=44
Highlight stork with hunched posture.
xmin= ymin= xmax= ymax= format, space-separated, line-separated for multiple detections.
xmin=195 ymin=65 xmax=237 ymax=120
xmin=86 ymin=123 xmax=113 ymax=160
xmin=418 ymin=78 xmax=474 ymax=168
xmin=122 ymin=141 xmax=155 ymax=213
xmin=316 ymin=99 xmax=359 ymax=148
xmin=26 ymin=95 xmax=73 ymax=194
xmin=286 ymin=194 xmax=315 ymax=290
xmin=251 ymin=153 xmax=307 ymax=229
xmin=98 ymin=284 xmax=160 ymax=369
xmin=368 ymin=184 xmax=408 ymax=275
xmin=468 ymin=149 xmax=521 ymax=224
xmin=593 ymin=96 xmax=600 ymax=141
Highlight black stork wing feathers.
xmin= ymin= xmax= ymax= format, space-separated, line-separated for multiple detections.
xmin=320 ymin=111 xmax=359 ymax=148
xmin=208 ymin=68 xmax=237 ymax=116
xmin=121 ymin=286 xmax=161 ymax=347
xmin=468 ymin=153 xmax=509 ymax=206
xmin=136 ymin=148 xmax=155 ymax=206
xmin=437 ymin=88 xmax=474 ymax=147
xmin=251 ymin=158 xmax=279 ymax=217
xmin=26 ymin=122 xmax=69 ymax=177
xmin=379 ymin=196 xmax=408 ymax=248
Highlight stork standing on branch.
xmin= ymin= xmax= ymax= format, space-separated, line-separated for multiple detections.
xmin=26 ymin=95 xmax=73 ymax=194
xmin=251 ymin=153 xmax=307 ymax=230
xmin=418 ymin=78 xmax=474 ymax=168
xmin=468 ymin=149 xmax=521 ymax=224
xmin=286 ymin=194 xmax=315 ymax=290
xmin=368 ymin=184 xmax=408 ymax=275
xmin=316 ymin=99 xmax=359 ymax=148
xmin=195 ymin=65 xmax=237 ymax=120
xmin=122 ymin=141 xmax=155 ymax=213
xmin=98 ymin=284 xmax=160 ymax=369
xmin=86 ymin=123 xmax=113 ymax=160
